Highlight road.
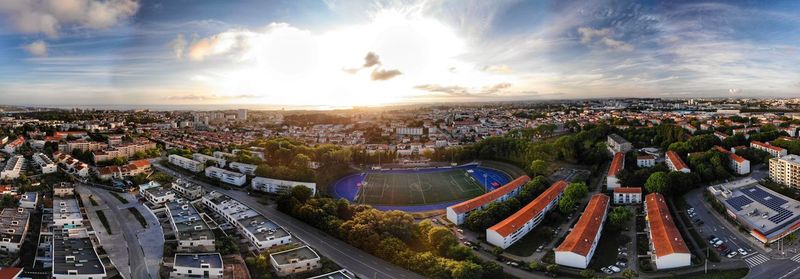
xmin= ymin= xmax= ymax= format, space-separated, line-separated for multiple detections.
xmin=154 ymin=162 xmax=426 ymax=279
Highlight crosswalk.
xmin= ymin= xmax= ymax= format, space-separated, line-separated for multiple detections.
xmin=791 ymin=253 xmax=800 ymax=263
xmin=744 ymin=253 xmax=770 ymax=267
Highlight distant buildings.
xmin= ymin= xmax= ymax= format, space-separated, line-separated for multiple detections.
xmin=205 ymin=167 xmax=246 ymax=186
xmin=751 ymin=141 xmax=788 ymax=158
xmin=487 ymin=180 xmax=567 ymax=249
xmin=193 ymin=153 xmax=226 ymax=168
xmin=769 ymin=154 xmax=800 ymax=188
xmin=171 ymin=253 xmax=224 ymax=279
xmin=644 ymin=193 xmax=690 ymax=270
xmin=19 ymin=192 xmax=37 ymax=209
xmin=607 ymin=134 xmax=632 ymax=154
xmin=269 ymin=246 xmax=322 ymax=276
xmin=712 ymin=146 xmax=750 ymax=175
xmin=555 ymin=194 xmax=609 ymax=269
xmin=665 ymin=151 xmax=690 ymax=173
xmin=3 ymin=137 xmax=24 ymax=154
xmin=171 ymin=179 xmax=204 ymax=200
xmin=613 ymin=187 xmax=642 ymax=204
xmin=169 ymin=154 xmax=204 ymax=173
xmin=607 ymin=152 xmax=624 ymax=189
xmin=229 ymin=162 xmax=258 ymax=176
xmin=446 ymin=176 xmax=530 ymax=225
xmin=251 ymin=177 xmax=316 ymax=196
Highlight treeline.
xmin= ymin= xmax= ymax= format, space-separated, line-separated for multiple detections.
xmin=248 ymin=138 xmax=352 ymax=184
xmin=277 ymin=187 xmax=503 ymax=279
xmin=772 ymin=139 xmax=800 ymax=155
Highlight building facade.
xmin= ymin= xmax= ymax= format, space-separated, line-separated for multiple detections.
xmin=769 ymin=154 xmax=800 ymax=188
xmin=555 ymin=194 xmax=609 ymax=269
xmin=446 ymin=176 xmax=530 ymax=225
xmin=251 ymin=177 xmax=317 ymax=196
xmin=486 ymin=180 xmax=567 ymax=249
xmin=644 ymin=193 xmax=691 ymax=270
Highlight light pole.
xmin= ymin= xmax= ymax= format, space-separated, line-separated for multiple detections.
xmin=483 ymin=173 xmax=488 ymax=192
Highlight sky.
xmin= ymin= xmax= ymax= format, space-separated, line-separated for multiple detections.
xmin=1 ymin=0 xmax=800 ymax=108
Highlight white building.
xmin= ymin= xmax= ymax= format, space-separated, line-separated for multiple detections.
xmin=54 ymin=198 xmax=83 ymax=227
xmin=3 ymin=137 xmax=24 ymax=154
xmin=607 ymin=134 xmax=632 ymax=154
xmin=205 ymin=167 xmax=246 ymax=186
xmin=166 ymin=200 xmax=215 ymax=252
xmin=645 ymin=193 xmax=691 ymax=270
xmin=751 ymin=141 xmax=788 ymax=158
xmin=487 ymin=180 xmax=567 ymax=248
xmin=395 ymin=127 xmax=423 ymax=137
xmin=637 ymin=155 xmax=655 ymax=168
xmin=665 ymin=151 xmax=690 ymax=173
xmin=193 ymin=153 xmax=226 ymax=168
xmin=0 ymin=208 xmax=30 ymax=254
xmin=251 ymin=177 xmax=316 ymax=196
xmin=555 ymin=194 xmax=609 ymax=269
xmin=607 ymin=152 xmax=624 ymax=190
xmin=171 ymin=179 xmax=204 ymax=200
xmin=33 ymin=152 xmax=57 ymax=174
xmin=229 ymin=162 xmax=258 ymax=175
xmin=712 ymin=146 xmax=750 ymax=175
xmin=769 ymin=154 xmax=800 ymax=188
xmin=169 ymin=154 xmax=205 ymax=173
xmin=143 ymin=187 xmax=176 ymax=205
xmin=613 ymin=187 xmax=642 ymax=204
xmin=171 ymin=253 xmax=224 ymax=279
xmin=446 ymin=176 xmax=530 ymax=225
xmin=52 ymin=228 xmax=107 ymax=279
xmin=19 ymin=192 xmax=37 ymax=209
xmin=269 ymin=246 xmax=321 ymax=276
xmin=202 ymin=191 xmax=292 ymax=250
xmin=1 ymin=155 xmax=25 ymax=180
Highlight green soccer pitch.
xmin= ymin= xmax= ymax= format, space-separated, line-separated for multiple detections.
xmin=355 ymin=169 xmax=485 ymax=205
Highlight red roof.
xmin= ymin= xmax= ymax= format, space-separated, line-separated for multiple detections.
xmin=751 ymin=141 xmax=785 ymax=152
xmin=448 ymin=175 xmax=530 ymax=214
xmin=637 ymin=155 xmax=655 ymax=160
xmin=555 ymin=194 xmax=610 ymax=256
xmin=608 ymin=152 xmax=625 ymax=177
xmin=488 ymin=180 xmax=568 ymax=237
xmin=614 ymin=187 xmax=642 ymax=194
xmin=666 ymin=151 xmax=688 ymax=171
xmin=645 ymin=193 xmax=689 ymax=257
xmin=712 ymin=145 xmax=730 ymax=154
xmin=0 ymin=267 xmax=21 ymax=279
xmin=129 ymin=159 xmax=151 ymax=168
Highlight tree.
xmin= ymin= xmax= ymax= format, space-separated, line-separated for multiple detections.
xmin=608 ymin=206 xmax=633 ymax=227
xmin=428 ymin=226 xmax=458 ymax=256
xmin=645 ymin=172 xmax=669 ymax=193
xmin=529 ymin=159 xmax=548 ymax=176
xmin=621 ymin=268 xmax=637 ymax=279
xmin=545 ymin=264 xmax=559 ymax=273
xmin=290 ymin=185 xmax=313 ymax=203
xmin=580 ymin=269 xmax=596 ymax=278
xmin=558 ymin=195 xmax=577 ymax=214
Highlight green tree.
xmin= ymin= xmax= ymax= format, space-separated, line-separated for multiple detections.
xmin=545 ymin=264 xmax=558 ymax=273
xmin=529 ymin=159 xmax=548 ymax=176
xmin=645 ymin=171 xmax=669 ymax=193
xmin=290 ymin=185 xmax=313 ymax=203
xmin=621 ymin=268 xmax=637 ymax=279
xmin=580 ymin=269 xmax=596 ymax=278
xmin=608 ymin=206 xmax=633 ymax=227
xmin=528 ymin=261 xmax=541 ymax=271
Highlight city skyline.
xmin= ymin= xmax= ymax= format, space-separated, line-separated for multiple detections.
xmin=2 ymin=0 xmax=800 ymax=107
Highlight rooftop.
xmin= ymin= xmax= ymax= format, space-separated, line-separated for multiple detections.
xmin=613 ymin=187 xmax=642 ymax=194
xmin=608 ymin=133 xmax=630 ymax=144
xmin=204 ymin=191 xmax=289 ymax=241
xmin=720 ymin=182 xmax=800 ymax=239
xmin=666 ymin=150 xmax=689 ymax=170
xmin=0 ymin=208 xmax=30 ymax=243
xmin=174 ymin=253 xmax=223 ymax=269
xmin=448 ymin=175 xmax=530 ymax=214
xmin=166 ymin=199 xmax=214 ymax=242
xmin=645 ymin=193 xmax=690 ymax=257
xmin=270 ymin=246 xmax=320 ymax=266
xmin=555 ymin=194 xmax=609 ymax=256
xmin=52 ymin=228 xmax=106 ymax=276
xmin=608 ymin=152 xmax=624 ymax=177
xmin=488 ymin=180 xmax=567 ymax=237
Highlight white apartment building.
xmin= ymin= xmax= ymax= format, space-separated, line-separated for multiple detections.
xmin=169 ymin=155 xmax=205 ymax=173
xmin=555 ymin=194 xmax=609 ymax=269
xmin=607 ymin=152 xmax=624 ymax=189
xmin=637 ymin=155 xmax=655 ymax=168
xmin=645 ymin=193 xmax=691 ymax=270
xmin=251 ymin=177 xmax=316 ymax=196
xmin=205 ymin=167 xmax=246 ymax=186
xmin=166 ymin=200 xmax=215 ymax=252
xmin=19 ymin=192 xmax=37 ymax=209
xmin=3 ymin=137 xmax=24 ymax=154
xmin=52 ymin=228 xmax=107 ymax=279
xmin=193 ymin=153 xmax=226 ymax=168
xmin=269 ymin=246 xmax=322 ymax=276
xmin=171 ymin=253 xmax=224 ymax=279
xmin=446 ymin=176 xmax=530 ymax=225
xmin=665 ymin=151 xmax=691 ymax=173
xmin=229 ymin=162 xmax=258 ymax=176
xmin=613 ymin=187 xmax=642 ymax=204
xmin=770 ymin=154 xmax=800 ymax=188
xmin=607 ymin=134 xmax=632 ymax=154
xmin=487 ymin=181 xmax=567 ymax=248
xmin=33 ymin=152 xmax=57 ymax=174
xmin=171 ymin=179 xmax=204 ymax=200
xmin=54 ymin=198 xmax=83 ymax=227
xmin=0 ymin=208 xmax=30 ymax=254
xmin=1 ymin=155 xmax=25 ymax=180
xmin=751 ymin=141 xmax=788 ymax=158
xmin=202 ymin=191 xmax=292 ymax=250
xmin=143 ymin=187 xmax=176 ymax=205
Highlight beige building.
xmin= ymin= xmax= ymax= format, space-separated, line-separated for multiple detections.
xmin=770 ymin=154 xmax=800 ymax=188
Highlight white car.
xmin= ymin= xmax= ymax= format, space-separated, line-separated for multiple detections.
xmin=737 ymin=248 xmax=747 ymax=256
xmin=727 ymin=251 xmax=738 ymax=258
xmin=608 ymin=265 xmax=621 ymax=273
xmin=601 ymin=267 xmax=612 ymax=275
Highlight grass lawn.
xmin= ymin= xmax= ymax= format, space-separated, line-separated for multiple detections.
xmin=358 ymin=169 xmax=486 ymax=205
xmin=109 ymin=191 xmax=129 ymax=204
xmin=587 ymin=225 xmax=631 ymax=270
xmin=96 ymin=210 xmax=113 ymax=234
xmin=128 ymin=207 xmax=148 ymax=228
xmin=505 ymin=225 xmax=555 ymax=257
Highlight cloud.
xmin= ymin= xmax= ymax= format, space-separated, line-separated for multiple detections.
xmin=414 ymin=82 xmax=512 ymax=96
xmin=166 ymin=94 xmax=258 ymax=101
xmin=0 ymin=0 xmax=139 ymax=37
xmin=371 ymin=68 xmax=402 ymax=81
xmin=363 ymin=52 xmax=380 ymax=67
xmin=600 ymin=38 xmax=634 ymax=52
xmin=168 ymin=34 xmax=187 ymax=59
xmin=577 ymin=27 xmax=633 ymax=52
xmin=578 ymin=27 xmax=610 ymax=44
xmin=482 ymin=64 xmax=512 ymax=74
xmin=23 ymin=40 xmax=48 ymax=57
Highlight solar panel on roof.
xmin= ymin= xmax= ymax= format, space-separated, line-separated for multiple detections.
xmin=725 ymin=196 xmax=754 ymax=211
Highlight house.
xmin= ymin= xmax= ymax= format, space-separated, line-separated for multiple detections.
xmin=613 ymin=187 xmax=642 ymax=204
xmin=202 ymin=191 xmax=292 ymax=250
xmin=665 ymin=151 xmax=690 ymax=173
xmin=0 ymin=208 xmax=30 ymax=254
xmin=607 ymin=134 xmax=632 ymax=154
xmin=3 ymin=137 xmax=24 ymax=154
xmin=637 ymin=155 xmax=655 ymax=168
xmin=486 ymin=180 xmax=567 ymax=248
xmin=269 ymin=246 xmax=322 ymax=276
xmin=251 ymin=177 xmax=316 ymax=196
xmin=33 ymin=153 xmax=57 ymax=174
xmin=645 ymin=193 xmax=690 ymax=270
xmin=607 ymin=152 xmax=624 ymax=189
xmin=555 ymin=194 xmax=610 ymax=269
xmin=204 ymin=167 xmax=246 ymax=186
xmin=172 ymin=179 xmax=204 ymax=200
xmin=446 ymin=176 xmax=530 ymax=225
xmin=1 ymin=156 xmax=25 ymax=180
xmin=19 ymin=192 xmax=37 ymax=209
xmin=171 ymin=253 xmax=224 ymax=279
xmin=143 ymin=187 xmax=176 ymax=205
xmin=166 ymin=199 xmax=215 ymax=252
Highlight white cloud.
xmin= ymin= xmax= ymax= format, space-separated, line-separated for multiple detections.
xmin=0 ymin=0 xmax=138 ymax=37
xmin=168 ymin=34 xmax=187 ymax=59
xmin=482 ymin=64 xmax=512 ymax=74
xmin=577 ymin=27 xmax=633 ymax=52
xmin=23 ymin=40 xmax=48 ymax=57
xmin=577 ymin=27 xmax=610 ymax=44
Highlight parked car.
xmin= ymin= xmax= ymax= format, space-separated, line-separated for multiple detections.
xmin=727 ymin=251 xmax=738 ymax=258
xmin=618 ymin=251 xmax=628 ymax=257
xmin=615 ymin=261 xmax=627 ymax=268
xmin=536 ymin=245 xmax=544 ymax=252
xmin=601 ymin=267 xmax=612 ymax=275
xmin=738 ymin=248 xmax=748 ymax=256
xmin=715 ymin=240 xmax=724 ymax=247
xmin=608 ymin=265 xmax=621 ymax=273
xmin=716 ymin=245 xmax=728 ymax=252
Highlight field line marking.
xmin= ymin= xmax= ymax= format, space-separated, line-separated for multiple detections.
xmin=417 ymin=173 xmax=426 ymax=204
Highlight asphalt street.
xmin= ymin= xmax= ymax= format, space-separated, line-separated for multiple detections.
xmin=154 ymin=162 xmax=426 ymax=279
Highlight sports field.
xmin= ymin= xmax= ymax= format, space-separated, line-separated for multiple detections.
xmin=331 ymin=163 xmax=512 ymax=211
xmin=357 ymin=169 xmax=484 ymax=205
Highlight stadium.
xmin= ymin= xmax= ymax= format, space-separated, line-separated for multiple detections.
xmin=331 ymin=163 xmax=515 ymax=212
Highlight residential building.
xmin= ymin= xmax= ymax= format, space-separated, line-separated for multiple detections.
xmin=446 ymin=176 xmax=530 ymax=225
xmin=751 ymin=141 xmax=788 ymax=157
xmin=555 ymin=194 xmax=610 ymax=269
xmin=91 ymin=140 xmax=157 ymax=164
xmin=169 ymin=155 xmax=204 ymax=173
xmin=665 ymin=151 xmax=690 ymax=173
xmin=644 ymin=193 xmax=690 ymax=270
xmin=54 ymin=183 xmax=75 ymax=197
xmin=57 ymin=139 xmax=106 ymax=154
xmin=193 ymin=153 xmax=226 ymax=168
xmin=269 ymin=246 xmax=322 ymax=276
xmin=0 ymin=208 xmax=30 ymax=254
xmin=53 ymin=152 xmax=89 ymax=177
xmin=19 ymin=192 xmax=37 ymax=209
xmin=251 ymin=177 xmax=316 ymax=196
xmin=166 ymin=200 xmax=215 ymax=252
xmin=613 ymin=187 xmax=642 ymax=204
xmin=712 ymin=146 xmax=750 ymax=175
xmin=637 ymin=155 xmax=655 ymax=168
xmin=486 ymin=180 xmax=567 ymax=249
xmin=0 ymin=267 xmax=22 ymax=279
xmin=205 ymin=167 xmax=246 ymax=186
xmin=52 ymin=228 xmax=107 ymax=279
xmin=53 ymin=198 xmax=82 ymax=227
xmin=172 ymin=179 xmax=204 ymax=200
xmin=202 ymin=191 xmax=292 ymax=250
xmin=1 ymin=156 xmax=25 ymax=180
xmin=33 ymin=152 xmax=57 ymax=174
xmin=607 ymin=134 xmax=632 ymax=154
xmin=143 ymin=187 xmax=176 ymax=205
xmin=171 ymin=253 xmax=224 ymax=279
xmin=769 ymin=154 xmax=800 ymax=188
xmin=229 ymin=162 xmax=258 ymax=175
xmin=3 ymin=137 xmax=24 ymax=154
xmin=607 ymin=152 xmax=624 ymax=189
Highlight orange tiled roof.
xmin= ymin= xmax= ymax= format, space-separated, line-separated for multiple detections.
xmin=608 ymin=152 xmax=624 ymax=177
xmin=645 ymin=193 xmax=689 ymax=257
xmin=448 ymin=175 xmax=531 ymax=214
xmin=555 ymin=194 xmax=609 ymax=256
xmin=0 ymin=267 xmax=22 ymax=279
xmin=614 ymin=187 xmax=642 ymax=194
xmin=666 ymin=151 xmax=688 ymax=170
xmin=751 ymin=141 xmax=785 ymax=152
xmin=488 ymin=180 xmax=568 ymax=237
xmin=129 ymin=159 xmax=151 ymax=168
